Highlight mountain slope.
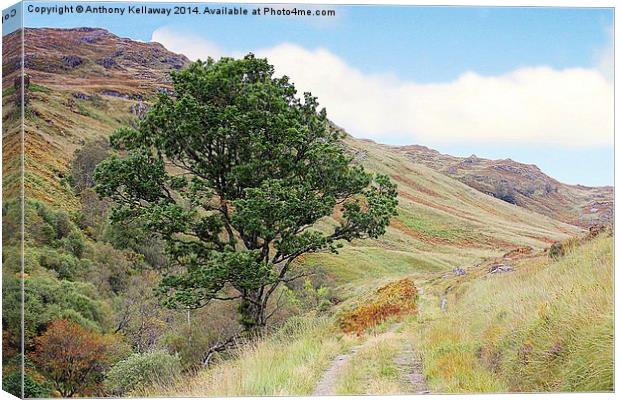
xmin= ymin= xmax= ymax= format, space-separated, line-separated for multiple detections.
xmin=391 ymin=144 xmax=612 ymax=227
xmin=309 ymin=132 xmax=580 ymax=289
xmin=4 ymin=28 xmax=189 ymax=208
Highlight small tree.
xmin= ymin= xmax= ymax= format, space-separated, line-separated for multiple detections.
xmin=32 ymin=320 xmax=122 ymax=397
xmin=71 ymin=139 xmax=110 ymax=193
xmin=94 ymin=54 xmax=398 ymax=338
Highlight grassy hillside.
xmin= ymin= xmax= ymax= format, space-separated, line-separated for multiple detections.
xmin=144 ymin=233 xmax=612 ymax=396
xmin=413 ymin=232 xmax=613 ymax=393
xmin=142 ymin=317 xmax=359 ymax=397
xmin=305 ymin=135 xmax=580 ymax=292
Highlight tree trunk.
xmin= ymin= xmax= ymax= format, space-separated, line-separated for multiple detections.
xmin=239 ymin=290 xmax=267 ymax=331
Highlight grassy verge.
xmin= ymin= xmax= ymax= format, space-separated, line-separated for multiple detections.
xmin=142 ymin=315 xmax=358 ymax=396
xmin=412 ymin=234 xmax=613 ymax=393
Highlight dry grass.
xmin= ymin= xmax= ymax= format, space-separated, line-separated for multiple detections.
xmin=412 ymin=234 xmax=613 ymax=393
xmin=141 ymin=316 xmax=358 ymax=397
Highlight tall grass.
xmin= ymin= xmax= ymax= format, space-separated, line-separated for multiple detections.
xmin=413 ymin=235 xmax=613 ymax=393
xmin=142 ymin=316 xmax=357 ymax=396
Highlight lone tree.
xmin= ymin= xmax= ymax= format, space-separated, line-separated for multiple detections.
xmin=94 ymin=54 xmax=398 ymax=336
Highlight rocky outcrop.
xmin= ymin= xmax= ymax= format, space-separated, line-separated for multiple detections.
xmin=130 ymin=102 xmax=149 ymax=120
xmin=489 ymin=264 xmax=514 ymax=274
xmin=62 ymin=55 xmax=83 ymax=68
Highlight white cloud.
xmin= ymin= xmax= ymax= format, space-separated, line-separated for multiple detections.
xmin=151 ymin=27 xmax=225 ymax=61
xmin=151 ymin=29 xmax=613 ymax=147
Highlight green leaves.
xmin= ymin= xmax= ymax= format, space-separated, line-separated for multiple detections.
xmin=94 ymin=54 xmax=398 ymax=327
xmin=338 ymin=174 xmax=399 ymax=240
xmin=159 ymin=249 xmax=274 ymax=309
xmin=93 ymin=149 xmax=169 ymax=206
xmin=233 ymin=179 xmax=334 ymax=241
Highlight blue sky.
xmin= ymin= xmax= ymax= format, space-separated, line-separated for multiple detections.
xmin=6 ymin=2 xmax=615 ymax=185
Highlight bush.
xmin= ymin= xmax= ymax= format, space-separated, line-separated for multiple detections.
xmin=7 ymin=275 xmax=109 ymax=343
xmin=548 ymin=237 xmax=581 ymax=260
xmin=3 ymin=371 xmax=52 ymax=398
xmin=548 ymin=241 xmax=564 ymax=260
xmin=39 ymin=248 xmax=83 ymax=280
xmin=71 ymin=139 xmax=110 ymax=193
xmin=105 ymin=351 xmax=181 ymax=395
xmin=84 ymin=241 xmax=135 ymax=294
xmin=284 ymin=278 xmax=332 ymax=313
xmin=158 ymin=322 xmax=215 ymax=370
xmin=76 ymin=188 xmax=109 ymax=237
xmin=53 ymin=211 xmax=73 ymax=239
xmin=60 ymin=230 xmax=86 ymax=258
xmin=25 ymin=201 xmax=79 ymax=245
xmin=2 ymin=200 xmax=22 ymax=246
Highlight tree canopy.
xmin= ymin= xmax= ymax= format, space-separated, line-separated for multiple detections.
xmin=94 ymin=54 xmax=398 ymax=334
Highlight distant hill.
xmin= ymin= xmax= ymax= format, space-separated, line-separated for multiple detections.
xmin=387 ymin=144 xmax=612 ymax=227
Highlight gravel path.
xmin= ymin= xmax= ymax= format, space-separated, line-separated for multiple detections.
xmin=312 ymin=344 xmax=362 ymax=395
xmin=395 ymin=342 xmax=430 ymax=394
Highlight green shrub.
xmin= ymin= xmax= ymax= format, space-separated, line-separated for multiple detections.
xmin=2 ymin=200 xmax=22 ymax=246
xmin=105 ymin=351 xmax=181 ymax=395
xmin=4 ymin=276 xmax=109 ymax=342
xmin=284 ymin=278 xmax=333 ymax=313
xmin=25 ymin=201 xmax=78 ymax=245
xmin=39 ymin=248 xmax=82 ymax=280
xmin=2 ymin=371 xmax=52 ymax=398
xmin=71 ymin=140 xmax=110 ymax=193
xmin=548 ymin=241 xmax=564 ymax=260
xmin=60 ymin=230 xmax=86 ymax=258
xmin=53 ymin=211 xmax=73 ymax=239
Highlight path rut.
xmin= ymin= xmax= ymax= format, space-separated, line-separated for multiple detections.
xmin=395 ymin=342 xmax=429 ymax=394
xmin=312 ymin=323 xmax=429 ymax=395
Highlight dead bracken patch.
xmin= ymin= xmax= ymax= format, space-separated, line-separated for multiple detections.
xmin=502 ymin=246 xmax=533 ymax=259
xmin=338 ymin=278 xmax=417 ymax=336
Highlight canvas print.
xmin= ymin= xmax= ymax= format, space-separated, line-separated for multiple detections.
xmin=1 ymin=1 xmax=614 ymax=398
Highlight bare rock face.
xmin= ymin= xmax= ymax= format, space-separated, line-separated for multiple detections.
xmin=489 ymin=264 xmax=514 ymax=274
xmin=130 ymin=102 xmax=149 ymax=120
xmin=72 ymin=92 xmax=91 ymax=100
xmin=62 ymin=55 xmax=83 ymax=68
xmin=13 ymin=73 xmax=30 ymax=106
xmin=97 ymin=57 xmax=118 ymax=69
